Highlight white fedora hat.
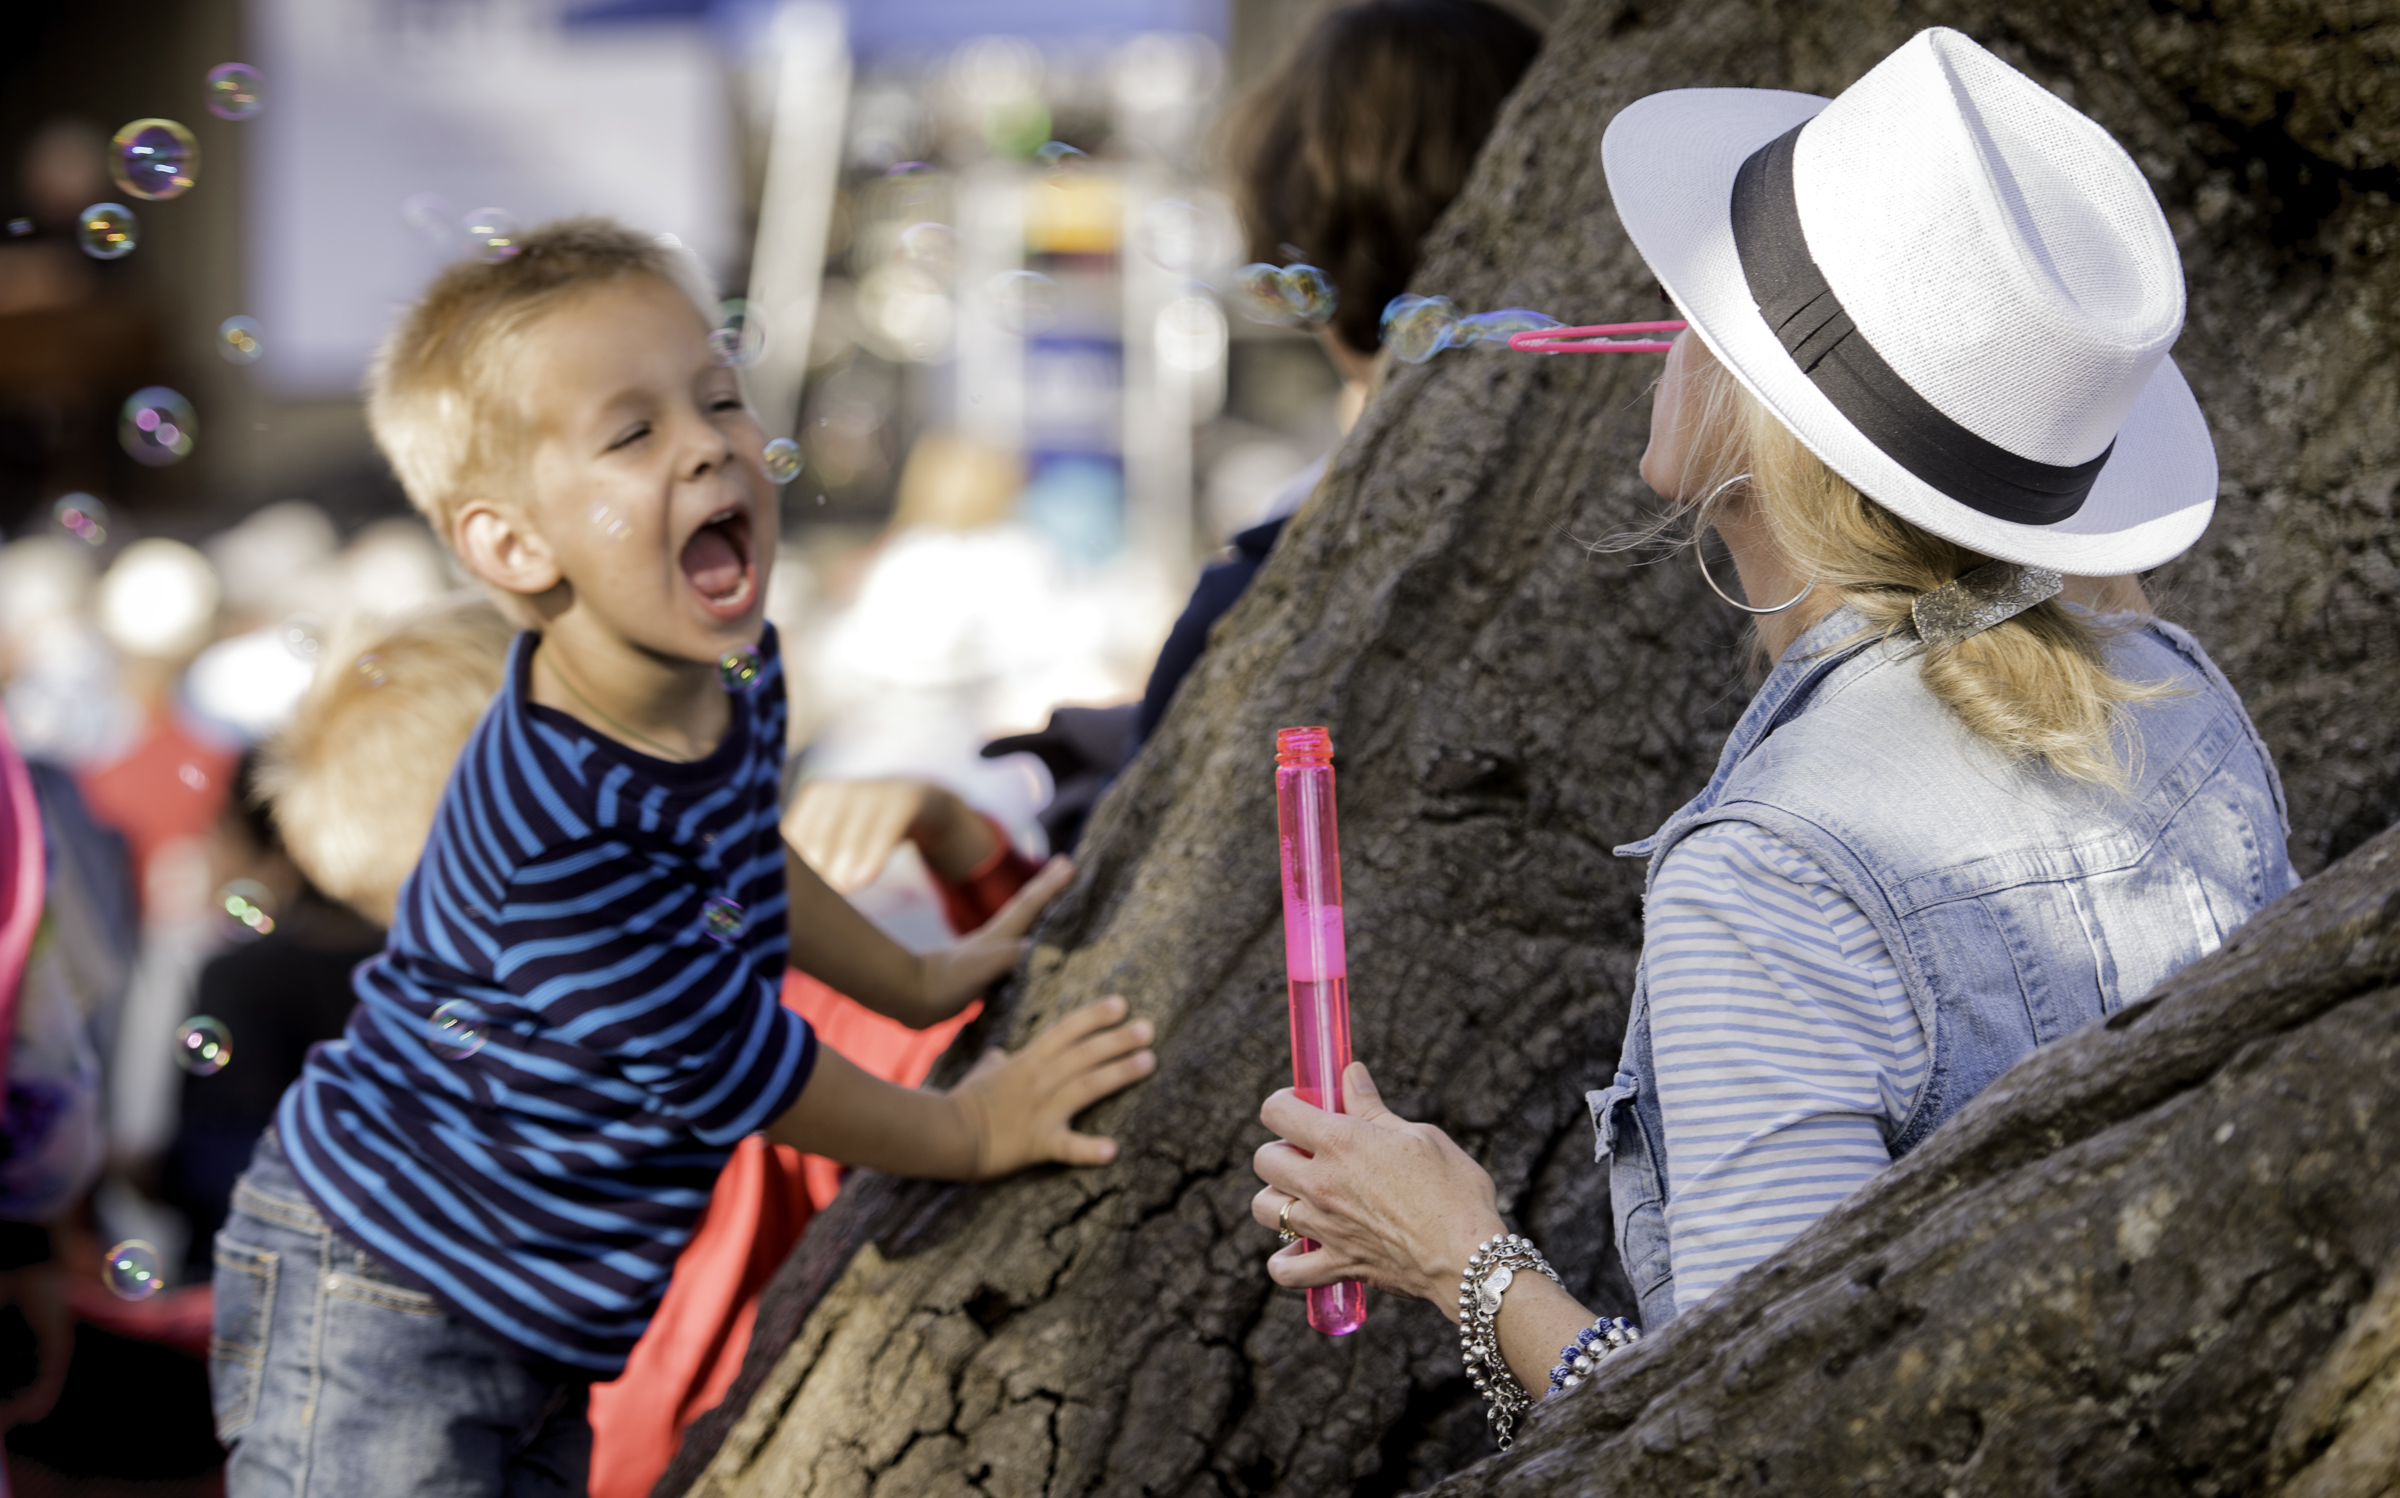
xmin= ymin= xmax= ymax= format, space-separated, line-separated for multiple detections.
xmin=1602 ymin=27 xmax=2214 ymax=575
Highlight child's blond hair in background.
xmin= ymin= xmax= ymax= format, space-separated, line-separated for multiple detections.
xmin=257 ymin=595 xmax=515 ymax=925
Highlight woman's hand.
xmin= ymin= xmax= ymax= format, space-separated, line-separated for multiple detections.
xmin=1250 ymin=1062 xmax=1507 ymax=1318
xmin=952 ymin=995 xmax=1156 ymax=1178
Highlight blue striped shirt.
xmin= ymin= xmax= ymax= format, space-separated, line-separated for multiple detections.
xmin=277 ymin=628 xmax=816 ymax=1374
xmin=1644 ymin=820 xmax=1925 ymax=1312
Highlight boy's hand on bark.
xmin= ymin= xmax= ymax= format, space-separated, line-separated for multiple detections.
xmin=951 ymin=995 xmax=1154 ymax=1179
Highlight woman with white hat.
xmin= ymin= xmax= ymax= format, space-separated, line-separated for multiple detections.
xmin=1247 ymin=27 xmax=2296 ymax=1447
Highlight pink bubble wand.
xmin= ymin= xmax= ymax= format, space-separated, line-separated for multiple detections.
xmin=1508 ymin=318 xmax=1687 ymax=353
xmin=1274 ymin=726 xmax=1368 ymax=1336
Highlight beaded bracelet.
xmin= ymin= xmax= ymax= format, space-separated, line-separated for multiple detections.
xmin=1546 ymin=1315 xmax=1641 ymax=1397
xmin=1455 ymin=1232 xmax=1560 ymax=1451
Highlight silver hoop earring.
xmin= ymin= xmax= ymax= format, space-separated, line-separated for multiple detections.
xmin=1691 ymin=472 xmax=1815 ymax=616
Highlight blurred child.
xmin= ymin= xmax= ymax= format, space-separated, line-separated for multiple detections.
xmin=210 ymin=219 xmax=1153 ymax=1498
xmin=254 ymin=593 xmax=518 ymax=928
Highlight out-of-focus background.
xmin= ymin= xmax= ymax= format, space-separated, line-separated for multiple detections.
xmin=0 ymin=1 xmax=1572 ymax=1492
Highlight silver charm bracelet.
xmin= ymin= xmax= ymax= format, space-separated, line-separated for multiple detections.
xmin=1455 ymin=1232 xmax=1559 ymax=1450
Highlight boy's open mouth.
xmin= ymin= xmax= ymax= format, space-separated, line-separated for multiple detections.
xmin=680 ymin=507 xmax=755 ymax=614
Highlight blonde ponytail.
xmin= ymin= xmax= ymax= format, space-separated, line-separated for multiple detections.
xmin=1678 ymin=351 xmax=2167 ymax=788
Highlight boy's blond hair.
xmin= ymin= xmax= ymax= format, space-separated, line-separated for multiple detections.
xmin=364 ymin=217 xmax=719 ymax=541
xmin=257 ymin=594 xmax=516 ymax=924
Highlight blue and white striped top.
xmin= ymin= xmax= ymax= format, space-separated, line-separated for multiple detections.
xmin=1643 ymin=819 xmax=1925 ymax=1312
xmin=277 ymin=628 xmax=816 ymax=1374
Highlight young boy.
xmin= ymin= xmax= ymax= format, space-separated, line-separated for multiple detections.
xmin=209 ymin=219 xmax=1155 ymax=1497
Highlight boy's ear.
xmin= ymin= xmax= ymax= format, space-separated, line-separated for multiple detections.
xmin=453 ymin=499 xmax=564 ymax=599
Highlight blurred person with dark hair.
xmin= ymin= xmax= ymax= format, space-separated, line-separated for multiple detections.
xmin=988 ymin=0 xmax=1545 ymax=846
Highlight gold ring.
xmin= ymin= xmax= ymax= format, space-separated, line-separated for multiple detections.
xmin=1277 ymin=1197 xmax=1301 ymax=1244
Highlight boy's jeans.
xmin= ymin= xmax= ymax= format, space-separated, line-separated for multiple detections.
xmin=209 ymin=1130 xmax=592 ymax=1498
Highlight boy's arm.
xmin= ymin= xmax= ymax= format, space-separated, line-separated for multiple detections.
xmin=765 ymin=995 xmax=1154 ymax=1180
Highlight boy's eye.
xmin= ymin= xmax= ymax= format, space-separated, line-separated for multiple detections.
xmin=606 ymin=422 xmax=651 ymax=452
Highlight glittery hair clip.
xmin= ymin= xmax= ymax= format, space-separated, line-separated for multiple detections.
xmin=1911 ymin=561 xmax=2065 ymax=648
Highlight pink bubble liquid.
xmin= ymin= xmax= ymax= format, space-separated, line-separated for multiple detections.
xmin=1276 ymin=725 xmax=1367 ymax=1337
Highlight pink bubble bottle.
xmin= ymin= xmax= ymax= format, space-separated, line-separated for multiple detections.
xmin=1275 ymin=726 xmax=1368 ymax=1336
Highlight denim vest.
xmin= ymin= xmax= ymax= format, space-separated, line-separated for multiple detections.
xmin=1590 ymin=606 xmax=2294 ymax=1329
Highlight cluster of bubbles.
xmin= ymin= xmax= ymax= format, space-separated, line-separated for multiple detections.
xmin=761 ymin=438 xmax=802 ymax=485
xmin=1380 ymin=295 xmax=1563 ymax=365
xmin=710 ymin=299 xmax=767 ymax=368
xmin=205 ymin=63 xmax=265 ymax=121
xmin=701 ymin=895 xmax=745 ymax=943
xmin=428 ymin=1000 xmax=486 ymax=1061
xmin=52 ymin=494 xmax=107 ymax=547
xmin=111 ymin=118 xmax=199 ymax=202
xmin=218 ymin=314 xmax=263 ymax=365
xmin=175 ymin=1015 xmax=233 ymax=1076
xmin=1234 ymin=262 xmax=1337 ymax=328
xmin=104 ymin=1239 xmax=163 ymax=1301
xmin=77 ymin=203 xmax=137 ymax=261
xmin=717 ymin=646 xmax=762 ymax=692
xmin=219 ymin=878 xmax=278 ymax=940
xmin=119 ymin=386 xmax=196 ymax=467
xmin=355 ymin=653 xmax=390 ymax=689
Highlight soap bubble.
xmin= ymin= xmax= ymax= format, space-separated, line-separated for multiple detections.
xmin=355 ymin=653 xmax=389 ymax=688
xmin=110 ymin=118 xmax=200 ymax=201
xmin=461 ymin=207 xmax=519 ymax=262
xmin=701 ymin=895 xmax=744 ymax=942
xmin=588 ymin=503 xmax=631 ymax=543
xmin=1134 ymin=198 xmax=1206 ymax=272
xmin=218 ymin=878 xmax=278 ymax=940
xmin=175 ymin=1016 xmax=233 ymax=1075
xmin=1233 ymin=264 xmax=1292 ymax=325
xmin=896 ymin=222 xmax=958 ymax=282
xmin=120 ymin=386 xmax=197 ymax=466
xmin=761 ymin=438 xmax=801 ymax=484
xmin=1277 ymin=264 xmax=1336 ymax=324
xmin=205 ymin=63 xmax=265 ymax=120
xmin=218 ymin=315 xmax=263 ymax=364
xmin=282 ymin=617 xmax=323 ymax=660
xmin=708 ymin=298 xmax=766 ymax=368
xmin=1381 ymin=294 xmax=1459 ymax=364
xmin=1453 ymin=308 xmax=1562 ymax=346
xmin=428 ymin=1000 xmax=487 ymax=1060
xmin=6 ymin=218 xmax=29 ymax=236
xmin=983 ymin=270 xmax=1056 ymax=335
xmin=76 ymin=202 xmax=138 ymax=260
xmin=401 ymin=192 xmax=456 ymax=249
xmin=885 ymin=161 xmax=932 ymax=177
xmin=104 ymin=1240 xmax=163 ymax=1301
xmin=52 ymin=494 xmax=107 ymax=546
xmin=1033 ymin=140 xmax=1088 ymax=182
xmin=717 ymin=646 xmax=761 ymax=692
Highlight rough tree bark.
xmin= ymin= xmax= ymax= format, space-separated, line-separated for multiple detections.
xmin=660 ymin=1 xmax=2399 ymax=1493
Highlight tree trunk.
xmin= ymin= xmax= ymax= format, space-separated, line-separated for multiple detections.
xmin=660 ymin=1 xmax=2400 ymax=1493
